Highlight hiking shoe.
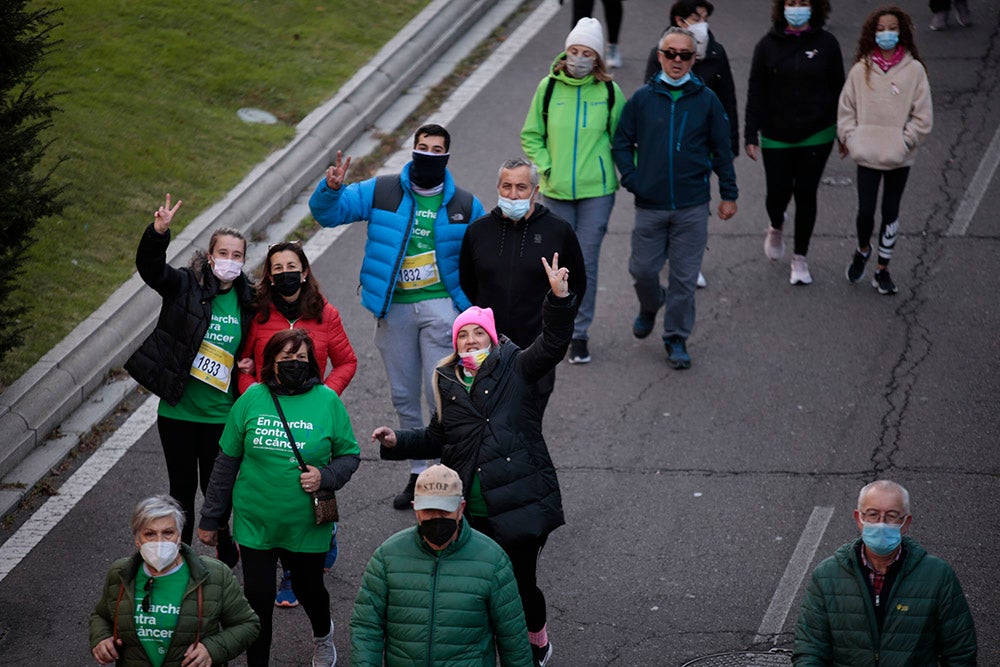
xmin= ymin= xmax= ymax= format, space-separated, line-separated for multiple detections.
xmin=954 ymin=0 xmax=971 ymax=26
xmin=312 ymin=621 xmax=336 ymax=667
xmin=665 ymin=335 xmax=691 ymax=370
xmin=215 ymin=529 xmax=239 ymax=568
xmin=764 ymin=227 xmax=785 ymax=261
xmin=872 ymin=269 xmax=899 ymax=295
xmin=392 ymin=473 xmax=419 ymax=510
xmin=790 ymin=254 xmax=813 ymax=285
xmin=929 ymin=11 xmax=948 ymax=30
xmin=606 ymin=43 xmax=622 ymax=68
xmin=633 ymin=311 xmax=656 ymax=339
xmin=567 ymin=339 xmax=591 ymax=364
xmin=275 ymin=570 xmax=298 ymax=607
xmin=846 ymin=250 xmax=869 ymax=283
xmin=696 ymin=272 xmax=707 ymax=289
xmin=532 ymin=642 xmax=553 ymax=667
xmin=324 ymin=523 xmax=339 ymax=572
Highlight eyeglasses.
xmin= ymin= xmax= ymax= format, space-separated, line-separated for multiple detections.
xmin=859 ymin=510 xmax=907 ymax=524
xmin=659 ymin=49 xmax=695 ymax=61
xmin=142 ymin=577 xmax=154 ymax=613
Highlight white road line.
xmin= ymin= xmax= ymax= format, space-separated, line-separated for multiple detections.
xmin=0 ymin=396 xmax=158 ymax=583
xmin=947 ymin=122 xmax=1000 ymax=236
xmin=753 ymin=505 xmax=835 ymax=646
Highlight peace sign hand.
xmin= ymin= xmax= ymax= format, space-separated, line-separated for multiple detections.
xmin=541 ymin=253 xmax=570 ymax=298
xmin=153 ymin=193 xmax=182 ymax=234
xmin=324 ymin=151 xmax=352 ymax=190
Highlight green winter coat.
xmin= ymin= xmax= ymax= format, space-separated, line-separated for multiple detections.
xmin=520 ymin=54 xmax=624 ymax=201
xmin=89 ymin=544 xmax=259 ymax=666
xmin=794 ymin=537 xmax=977 ymax=666
xmin=350 ymin=517 xmax=532 ymax=666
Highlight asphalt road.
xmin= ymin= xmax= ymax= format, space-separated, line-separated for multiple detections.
xmin=1 ymin=1 xmax=998 ymax=665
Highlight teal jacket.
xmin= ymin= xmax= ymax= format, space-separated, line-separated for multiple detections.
xmin=89 ymin=544 xmax=259 ymax=666
xmin=520 ymin=54 xmax=624 ymax=201
xmin=794 ymin=537 xmax=977 ymax=666
xmin=350 ymin=518 xmax=532 ymax=666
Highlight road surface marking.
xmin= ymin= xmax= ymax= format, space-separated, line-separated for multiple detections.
xmin=753 ymin=505 xmax=835 ymax=646
xmin=947 ymin=122 xmax=1000 ymax=236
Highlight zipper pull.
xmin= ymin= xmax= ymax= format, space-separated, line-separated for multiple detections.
xmin=875 ymin=593 xmax=880 ymax=607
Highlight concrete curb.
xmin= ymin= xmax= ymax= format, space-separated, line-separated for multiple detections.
xmin=0 ymin=0 xmax=502 ymax=483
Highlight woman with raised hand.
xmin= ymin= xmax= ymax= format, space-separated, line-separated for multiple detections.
xmin=125 ymin=194 xmax=253 ymax=567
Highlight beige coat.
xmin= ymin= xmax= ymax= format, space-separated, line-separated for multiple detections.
xmin=838 ymin=52 xmax=932 ymax=170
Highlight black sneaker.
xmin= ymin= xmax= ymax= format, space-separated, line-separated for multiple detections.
xmin=872 ymin=269 xmax=899 ymax=295
xmin=532 ymin=643 xmax=553 ymax=667
xmin=567 ymin=339 xmax=591 ymax=364
xmin=665 ymin=335 xmax=691 ymax=370
xmin=392 ymin=473 xmax=419 ymax=510
xmin=633 ymin=311 xmax=656 ymax=339
xmin=215 ymin=528 xmax=240 ymax=568
xmin=846 ymin=250 xmax=869 ymax=283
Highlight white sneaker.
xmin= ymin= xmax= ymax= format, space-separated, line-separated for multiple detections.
xmin=790 ymin=254 xmax=813 ymax=285
xmin=312 ymin=621 xmax=336 ymax=667
xmin=606 ymin=44 xmax=622 ymax=68
xmin=764 ymin=227 xmax=785 ymax=261
xmin=696 ymin=272 xmax=707 ymax=288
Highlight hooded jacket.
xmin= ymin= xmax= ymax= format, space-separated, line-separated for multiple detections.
xmin=350 ymin=518 xmax=533 ymax=667
xmin=459 ymin=203 xmax=586 ymax=348
xmin=308 ymin=164 xmax=485 ymax=318
xmin=89 ymin=544 xmax=260 ymax=666
xmin=612 ymin=74 xmax=737 ymax=211
xmin=745 ymin=24 xmax=845 ymax=145
xmin=794 ymin=537 xmax=977 ymax=666
xmin=520 ymin=54 xmax=625 ymax=201
xmin=381 ymin=293 xmax=575 ymax=547
xmin=837 ymin=52 xmax=933 ymax=170
xmin=125 ymin=224 xmax=254 ymax=407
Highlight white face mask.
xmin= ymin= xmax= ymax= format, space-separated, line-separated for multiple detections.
xmin=686 ymin=22 xmax=709 ymax=60
xmin=140 ymin=541 xmax=180 ymax=572
xmin=565 ymin=52 xmax=596 ymax=78
xmin=211 ymin=257 xmax=243 ymax=282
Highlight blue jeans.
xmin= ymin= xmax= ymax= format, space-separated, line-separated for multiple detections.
xmin=373 ymin=297 xmax=455 ymax=474
xmin=543 ymin=194 xmax=614 ymax=341
xmin=628 ymin=203 xmax=709 ymax=340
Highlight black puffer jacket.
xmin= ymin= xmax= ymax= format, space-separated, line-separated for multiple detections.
xmin=125 ymin=224 xmax=254 ymax=406
xmin=382 ymin=292 xmax=575 ymax=546
xmin=744 ymin=24 xmax=844 ymax=145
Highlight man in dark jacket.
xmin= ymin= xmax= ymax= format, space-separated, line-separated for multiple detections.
xmin=459 ymin=157 xmax=585 ymax=413
xmin=613 ymin=27 xmax=737 ymax=370
xmin=793 ymin=480 xmax=977 ymax=665
xmin=350 ymin=465 xmax=532 ymax=667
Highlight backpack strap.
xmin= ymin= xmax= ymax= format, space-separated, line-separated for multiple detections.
xmin=445 ymin=187 xmax=475 ymax=224
xmin=604 ymin=80 xmax=616 ymax=136
xmin=371 ymin=175 xmax=404 ymax=212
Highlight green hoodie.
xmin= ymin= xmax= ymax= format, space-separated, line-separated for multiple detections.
xmin=520 ymin=53 xmax=625 ymax=201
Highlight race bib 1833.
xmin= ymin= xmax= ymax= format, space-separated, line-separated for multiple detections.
xmin=189 ymin=340 xmax=234 ymax=392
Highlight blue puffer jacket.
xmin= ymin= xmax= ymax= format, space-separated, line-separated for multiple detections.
xmin=612 ymin=74 xmax=737 ymax=211
xmin=794 ymin=537 xmax=977 ymax=666
xmin=309 ymin=165 xmax=485 ymax=318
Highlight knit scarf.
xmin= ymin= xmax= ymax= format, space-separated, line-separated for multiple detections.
xmin=871 ymin=47 xmax=904 ymax=72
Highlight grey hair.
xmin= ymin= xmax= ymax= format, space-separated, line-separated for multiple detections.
xmin=131 ymin=495 xmax=185 ymax=539
xmin=497 ymin=158 xmax=539 ymax=189
xmin=857 ymin=480 xmax=911 ymax=515
xmin=659 ymin=26 xmax=696 ymax=50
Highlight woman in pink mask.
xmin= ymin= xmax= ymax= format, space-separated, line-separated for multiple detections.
xmin=373 ymin=254 xmax=574 ymax=667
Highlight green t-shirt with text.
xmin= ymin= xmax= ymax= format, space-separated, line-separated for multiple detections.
xmin=220 ymin=383 xmax=359 ymax=552
xmin=392 ymin=192 xmax=449 ymax=303
xmin=158 ymin=286 xmax=242 ymax=423
xmin=134 ymin=561 xmax=189 ymax=667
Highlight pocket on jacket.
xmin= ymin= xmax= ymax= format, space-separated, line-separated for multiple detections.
xmin=849 ymin=125 xmax=908 ymax=167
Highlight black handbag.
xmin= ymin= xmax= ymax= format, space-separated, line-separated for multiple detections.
xmin=271 ymin=392 xmax=339 ymax=524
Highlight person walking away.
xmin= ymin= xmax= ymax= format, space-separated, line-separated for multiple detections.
xmin=929 ymin=0 xmax=972 ymax=31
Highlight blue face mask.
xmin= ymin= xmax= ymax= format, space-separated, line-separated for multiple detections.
xmin=861 ymin=522 xmax=903 ymax=556
xmin=875 ymin=30 xmax=899 ymax=50
xmin=784 ymin=6 xmax=812 ymax=28
xmin=658 ymin=71 xmax=691 ymax=87
xmin=497 ymin=195 xmax=531 ymax=220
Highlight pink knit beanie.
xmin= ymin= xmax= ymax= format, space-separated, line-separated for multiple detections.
xmin=452 ymin=306 xmax=498 ymax=349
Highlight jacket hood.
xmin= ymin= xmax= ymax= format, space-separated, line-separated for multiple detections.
xmin=122 ymin=542 xmax=209 ymax=585
xmin=548 ymin=52 xmax=597 ymax=87
xmin=645 ymin=71 xmax=707 ymax=96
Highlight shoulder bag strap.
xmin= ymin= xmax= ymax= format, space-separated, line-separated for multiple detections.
xmin=270 ymin=391 xmax=308 ymax=472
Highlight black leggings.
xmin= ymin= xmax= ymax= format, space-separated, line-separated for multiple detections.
xmin=240 ymin=546 xmax=330 ymax=666
xmin=856 ymin=165 xmax=910 ymax=266
xmin=156 ymin=416 xmax=229 ymax=545
xmin=929 ymin=0 xmax=952 ymax=12
xmin=573 ymin=0 xmax=623 ymax=43
xmin=470 ymin=516 xmax=549 ymax=632
xmin=761 ymin=142 xmax=834 ymax=256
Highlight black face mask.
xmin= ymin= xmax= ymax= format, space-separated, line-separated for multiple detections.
xmin=272 ymin=271 xmax=303 ymax=297
xmin=275 ymin=359 xmax=312 ymax=390
xmin=418 ymin=517 xmax=459 ymax=548
xmin=409 ymin=151 xmax=449 ymax=189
